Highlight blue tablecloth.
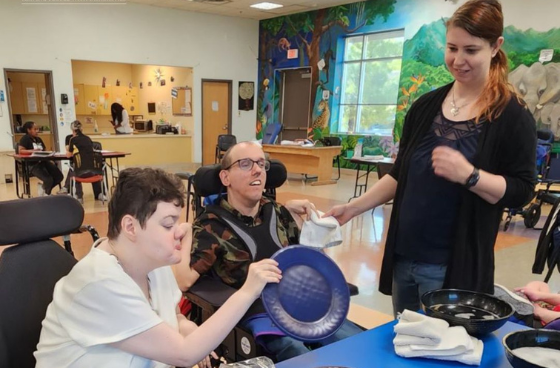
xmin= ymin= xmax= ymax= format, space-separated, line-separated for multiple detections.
xmin=275 ymin=320 xmax=527 ymax=368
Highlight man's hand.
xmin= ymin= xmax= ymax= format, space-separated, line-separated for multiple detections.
xmin=285 ymin=199 xmax=317 ymax=229
xmin=285 ymin=199 xmax=317 ymax=217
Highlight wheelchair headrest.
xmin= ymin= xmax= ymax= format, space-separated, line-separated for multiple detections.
xmin=193 ymin=159 xmax=287 ymax=197
xmin=0 ymin=196 xmax=84 ymax=246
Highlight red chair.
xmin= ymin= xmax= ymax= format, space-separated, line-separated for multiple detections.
xmin=70 ymin=150 xmax=108 ymax=204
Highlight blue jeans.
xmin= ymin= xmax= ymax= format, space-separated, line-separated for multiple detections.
xmin=392 ymin=256 xmax=447 ymax=317
xmin=259 ymin=320 xmax=363 ymax=362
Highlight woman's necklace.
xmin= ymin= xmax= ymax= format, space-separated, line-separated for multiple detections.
xmin=450 ymin=85 xmax=478 ymax=117
xmin=107 ymin=240 xmax=153 ymax=308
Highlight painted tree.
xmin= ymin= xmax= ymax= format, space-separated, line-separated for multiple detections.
xmin=283 ymin=0 xmax=397 ymax=122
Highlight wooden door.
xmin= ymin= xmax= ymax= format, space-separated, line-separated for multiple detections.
xmin=279 ymin=68 xmax=312 ymax=141
xmin=202 ymin=80 xmax=231 ymax=165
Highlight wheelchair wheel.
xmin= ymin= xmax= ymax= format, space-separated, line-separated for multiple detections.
xmin=523 ymin=204 xmax=541 ymax=228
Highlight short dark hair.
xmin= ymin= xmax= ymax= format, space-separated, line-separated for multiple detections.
xmin=107 ymin=167 xmax=186 ymax=239
xmin=23 ymin=121 xmax=35 ymax=134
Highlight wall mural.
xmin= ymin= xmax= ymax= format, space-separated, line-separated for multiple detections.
xmin=257 ymin=0 xmax=560 ymax=167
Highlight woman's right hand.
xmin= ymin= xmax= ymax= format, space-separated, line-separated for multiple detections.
xmin=241 ymin=259 xmax=282 ymax=300
xmin=323 ymin=203 xmax=356 ymax=225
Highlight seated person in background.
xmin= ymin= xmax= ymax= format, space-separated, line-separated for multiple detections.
xmin=173 ymin=142 xmax=362 ymax=363
xmin=110 ymin=102 xmax=133 ymax=134
xmin=495 ymin=282 xmax=560 ymax=328
xmin=58 ymin=120 xmax=106 ymax=202
xmin=18 ymin=121 xmax=63 ymax=196
xmin=35 ymin=167 xmax=281 ymax=368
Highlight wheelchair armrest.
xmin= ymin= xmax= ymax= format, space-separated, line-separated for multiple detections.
xmin=185 ymin=276 xmax=238 ymax=313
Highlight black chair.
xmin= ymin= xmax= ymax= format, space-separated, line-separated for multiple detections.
xmin=532 ymin=193 xmax=560 ymax=282
xmin=70 ymin=150 xmax=108 ymax=204
xmin=185 ymin=160 xmax=359 ymax=363
xmin=215 ymin=134 xmax=237 ymax=163
xmin=0 ymin=196 xmax=85 ymax=368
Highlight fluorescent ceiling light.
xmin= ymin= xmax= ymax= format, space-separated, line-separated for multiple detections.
xmin=250 ymin=2 xmax=283 ymax=10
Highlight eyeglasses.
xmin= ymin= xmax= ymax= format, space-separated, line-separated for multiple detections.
xmin=225 ymin=158 xmax=270 ymax=171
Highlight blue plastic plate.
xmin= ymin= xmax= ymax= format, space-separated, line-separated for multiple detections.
xmin=262 ymin=245 xmax=350 ymax=342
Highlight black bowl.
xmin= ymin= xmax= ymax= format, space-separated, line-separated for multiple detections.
xmin=421 ymin=289 xmax=513 ymax=336
xmin=503 ymin=329 xmax=560 ymax=368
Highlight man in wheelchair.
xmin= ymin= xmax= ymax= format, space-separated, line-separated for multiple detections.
xmin=174 ymin=142 xmax=362 ymax=362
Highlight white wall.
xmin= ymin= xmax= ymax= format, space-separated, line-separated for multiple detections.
xmin=0 ymin=0 xmax=259 ymax=162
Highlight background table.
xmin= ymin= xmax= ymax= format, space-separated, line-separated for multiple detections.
xmin=349 ymin=157 xmax=394 ymax=201
xmin=11 ymin=151 xmax=129 ymax=198
xmin=262 ymin=144 xmax=342 ymax=186
xmin=276 ymin=320 xmax=527 ymax=368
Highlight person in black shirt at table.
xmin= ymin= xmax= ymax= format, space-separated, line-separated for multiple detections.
xmin=59 ymin=120 xmax=105 ymax=203
xmin=18 ymin=121 xmax=63 ymax=196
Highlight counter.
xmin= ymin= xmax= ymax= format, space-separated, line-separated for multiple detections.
xmin=89 ymin=134 xmax=192 ymax=167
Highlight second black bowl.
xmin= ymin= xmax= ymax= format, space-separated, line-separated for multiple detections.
xmin=421 ymin=289 xmax=513 ymax=336
xmin=503 ymin=329 xmax=560 ymax=368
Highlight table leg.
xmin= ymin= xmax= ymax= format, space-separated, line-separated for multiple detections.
xmin=15 ymin=161 xmax=22 ymax=199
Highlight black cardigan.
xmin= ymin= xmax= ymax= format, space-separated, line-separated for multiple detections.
xmin=380 ymin=83 xmax=537 ymax=295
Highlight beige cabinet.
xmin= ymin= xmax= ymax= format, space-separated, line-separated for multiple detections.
xmin=97 ymin=85 xmax=112 ymax=115
xmin=8 ymin=81 xmax=25 ymax=115
xmin=74 ymin=84 xmax=86 ymax=115
xmin=128 ymin=87 xmax=139 ymax=113
xmin=84 ymin=85 xmax=98 ymax=115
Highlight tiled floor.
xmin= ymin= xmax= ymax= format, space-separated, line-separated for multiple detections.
xmin=1 ymin=167 xmax=558 ymax=325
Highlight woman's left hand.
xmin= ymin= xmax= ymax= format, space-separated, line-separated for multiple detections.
xmin=432 ymin=146 xmax=473 ymax=184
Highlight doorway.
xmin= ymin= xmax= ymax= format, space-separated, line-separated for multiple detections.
xmin=4 ymin=69 xmax=58 ymax=152
xmin=277 ymin=67 xmax=312 ymax=141
xmin=201 ymin=80 xmax=232 ymax=165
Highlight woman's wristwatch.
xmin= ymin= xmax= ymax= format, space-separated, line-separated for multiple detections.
xmin=464 ymin=167 xmax=480 ymax=189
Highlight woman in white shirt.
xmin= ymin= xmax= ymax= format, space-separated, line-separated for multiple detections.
xmin=110 ymin=102 xmax=134 ymax=134
xmin=35 ymin=167 xmax=282 ymax=368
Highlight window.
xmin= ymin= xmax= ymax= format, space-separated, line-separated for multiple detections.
xmin=339 ymin=30 xmax=404 ymax=135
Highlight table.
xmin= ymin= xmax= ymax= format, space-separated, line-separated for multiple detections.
xmin=11 ymin=151 xmax=129 ymax=198
xmin=349 ymin=157 xmax=395 ymax=201
xmin=276 ymin=320 xmax=528 ymax=368
xmin=262 ymin=144 xmax=342 ymax=186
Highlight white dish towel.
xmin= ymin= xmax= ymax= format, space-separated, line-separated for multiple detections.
xmin=393 ymin=310 xmax=484 ymax=366
xmin=299 ymin=210 xmax=342 ymax=248
xmin=393 ymin=309 xmax=449 ymax=345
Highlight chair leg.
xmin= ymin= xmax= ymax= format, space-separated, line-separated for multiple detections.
xmin=336 ymin=157 xmax=341 ymax=180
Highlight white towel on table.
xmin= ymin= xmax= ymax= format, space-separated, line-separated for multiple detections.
xmin=299 ymin=210 xmax=342 ymax=248
xmin=396 ymin=326 xmax=473 ymax=355
xmin=393 ymin=310 xmax=449 ymax=344
xmin=395 ymin=337 xmax=484 ymax=365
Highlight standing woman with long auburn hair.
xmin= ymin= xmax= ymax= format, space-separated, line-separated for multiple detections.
xmin=325 ymin=0 xmax=536 ymax=316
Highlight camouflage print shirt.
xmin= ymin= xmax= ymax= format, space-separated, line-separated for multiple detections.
xmin=190 ymin=197 xmax=300 ymax=289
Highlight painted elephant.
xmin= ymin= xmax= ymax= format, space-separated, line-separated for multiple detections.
xmin=538 ymin=102 xmax=560 ymax=139
xmin=509 ymin=62 xmax=547 ymax=114
xmin=539 ymin=63 xmax=560 ymax=107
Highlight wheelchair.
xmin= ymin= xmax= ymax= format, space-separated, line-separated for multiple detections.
xmin=184 ymin=159 xmax=359 ymax=364
xmin=0 ymin=195 xmax=99 ymax=367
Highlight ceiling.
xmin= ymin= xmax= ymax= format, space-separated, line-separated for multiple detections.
xmin=126 ymin=0 xmax=361 ymax=20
